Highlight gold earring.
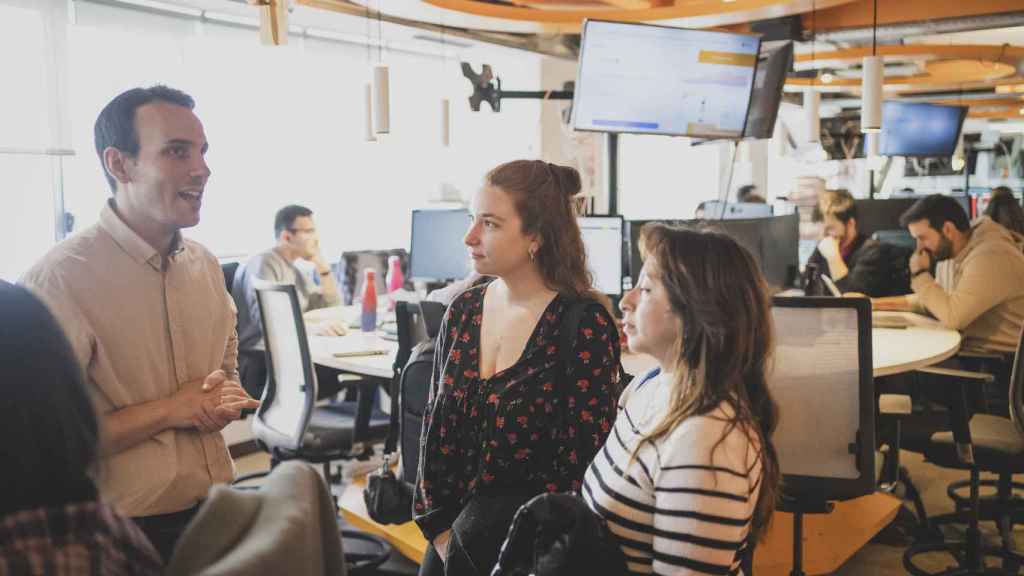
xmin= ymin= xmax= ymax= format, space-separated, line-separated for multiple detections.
xmin=529 ymin=249 xmax=536 ymax=261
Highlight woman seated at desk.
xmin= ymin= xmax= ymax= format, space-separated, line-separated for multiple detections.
xmin=414 ymin=160 xmax=621 ymax=575
xmin=583 ymin=225 xmax=780 ymax=576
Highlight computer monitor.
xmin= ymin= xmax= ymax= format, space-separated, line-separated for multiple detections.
xmin=572 ymin=19 xmax=761 ymax=139
xmin=760 ymin=213 xmax=800 ymax=289
xmin=852 ymin=198 xmax=918 ymax=239
xmin=410 ymin=209 xmax=470 ymax=282
xmin=701 ymin=201 xmax=773 ymax=220
xmin=578 ymin=216 xmax=624 ymax=296
xmin=627 ymin=214 xmax=798 ymax=290
xmin=880 ymin=101 xmax=968 ymax=158
xmin=744 ymin=41 xmax=793 ymax=140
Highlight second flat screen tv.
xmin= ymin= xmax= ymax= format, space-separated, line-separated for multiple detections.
xmin=880 ymin=101 xmax=967 ymax=157
xmin=572 ymin=19 xmax=761 ymax=139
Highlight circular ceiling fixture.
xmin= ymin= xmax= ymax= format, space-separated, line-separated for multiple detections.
xmin=787 ymin=44 xmax=1023 ymax=93
xmin=924 ymin=59 xmax=1016 ymax=82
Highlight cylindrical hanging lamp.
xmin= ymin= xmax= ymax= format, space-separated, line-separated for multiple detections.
xmin=373 ymin=64 xmax=390 ymax=134
xmin=804 ymin=89 xmax=820 ymax=144
xmin=364 ymin=83 xmax=376 ymax=142
xmin=441 ymin=98 xmax=451 ymax=147
xmin=861 ymin=56 xmax=883 ymax=133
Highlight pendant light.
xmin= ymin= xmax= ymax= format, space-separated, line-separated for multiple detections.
xmin=363 ymin=4 xmax=376 ymax=142
xmin=441 ymin=98 xmax=451 ymax=147
xmin=374 ymin=63 xmax=390 ymax=134
xmin=804 ymin=0 xmax=820 ymax=144
xmin=440 ymin=21 xmax=451 ymax=147
xmin=805 ymin=89 xmax=820 ymax=144
xmin=364 ymin=83 xmax=376 ymax=142
xmin=372 ymin=1 xmax=390 ymax=135
xmin=861 ymin=0 xmax=882 ymax=133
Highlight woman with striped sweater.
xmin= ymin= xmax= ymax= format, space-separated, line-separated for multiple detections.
xmin=583 ymin=224 xmax=781 ymax=575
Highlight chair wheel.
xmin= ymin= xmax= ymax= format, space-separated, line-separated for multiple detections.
xmin=341 ymin=527 xmax=392 ymax=575
xmin=904 ymin=540 xmax=1022 ymax=576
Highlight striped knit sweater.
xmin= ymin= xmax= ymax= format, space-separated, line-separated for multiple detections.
xmin=582 ymin=370 xmax=763 ymax=575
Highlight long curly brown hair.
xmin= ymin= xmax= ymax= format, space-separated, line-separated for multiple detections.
xmin=633 ymin=223 xmax=781 ymax=543
xmin=486 ymin=160 xmax=613 ymax=315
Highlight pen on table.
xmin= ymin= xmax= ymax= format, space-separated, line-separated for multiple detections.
xmin=333 ymin=350 xmax=389 ymax=358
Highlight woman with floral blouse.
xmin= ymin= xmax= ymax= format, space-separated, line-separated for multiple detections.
xmin=414 ymin=160 xmax=622 ymax=576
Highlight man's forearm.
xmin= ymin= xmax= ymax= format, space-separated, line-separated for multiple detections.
xmin=873 ymin=295 xmax=913 ymax=311
xmin=100 ymin=398 xmax=174 ymax=457
xmin=319 ymin=270 xmax=342 ymax=305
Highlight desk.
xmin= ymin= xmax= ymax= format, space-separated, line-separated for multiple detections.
xmin=871 ymin=312 xmax=962 ymax=377
xmin=304 ymin=306 xmax=399 ymax=380
xmin=308 ymin=333 xmax=397 ymax=380
xmin=623 ymin=312 xmax=963 ymax=379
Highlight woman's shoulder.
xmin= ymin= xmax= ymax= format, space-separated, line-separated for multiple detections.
xmin=561 ymin=295 xmax=617 ymax=337
xmin=444 ymin=277 xmax=493 ymax=318
xmin=661 ymin=400 xmax=761 ymax=467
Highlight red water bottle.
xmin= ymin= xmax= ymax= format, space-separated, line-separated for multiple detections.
xmin=386 ymin=255 xmax=404 ymax=311
xmin=361 ymin=269 xmax=378 ymax=332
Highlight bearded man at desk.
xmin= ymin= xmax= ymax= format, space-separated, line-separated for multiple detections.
xmin=873 ymin=194 xmax=1024 ymax=356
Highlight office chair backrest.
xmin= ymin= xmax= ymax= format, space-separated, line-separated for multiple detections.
xmin=394 ymin=301 xmax=428 ymax=375
xmin=419 ymin=301 xmax=446 ymax=339
xmin=769 ymin=296 xmax=876 ymax=502
xmin=221 ymin=261 xmax=240 ymax=294
xmin=252 ymin=284 xmax=317 ymax=452
xmin=1009 ymin=325 xmax=1024 ymax=436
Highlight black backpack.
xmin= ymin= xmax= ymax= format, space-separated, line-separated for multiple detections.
xmin=398 ymin=337 xmax=434 ymax=485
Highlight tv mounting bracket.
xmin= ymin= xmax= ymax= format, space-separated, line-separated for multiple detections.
xmin=462 ymin=62 xmax=573 ymax=112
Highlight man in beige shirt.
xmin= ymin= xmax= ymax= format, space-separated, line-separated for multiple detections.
xmin=874 ymin=194 xmax=1024 ymax=355
xmin=21 ymin=85 xmax=259 ymax=561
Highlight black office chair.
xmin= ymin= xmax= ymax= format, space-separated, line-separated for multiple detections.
xmin=241 ymin=284 xmax=393 ymax=574
xmin=903 ymin=326 xmax=1024 ymax=575
xmin=221 ymin=261 xmax=240 ymax=294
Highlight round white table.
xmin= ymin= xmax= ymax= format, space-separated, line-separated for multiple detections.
xmin=623 ymin=313 xmax=962 ymax=379
xmin=871 ymin=326 xmax=962 ymax=377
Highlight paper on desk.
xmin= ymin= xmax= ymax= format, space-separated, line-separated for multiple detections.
xmin=311 ymin=332 xmax=391 ymax=357
xmin=872 ymin=311 xmax=942 ymax=329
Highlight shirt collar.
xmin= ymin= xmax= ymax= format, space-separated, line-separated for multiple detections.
xmin=100 ymin=199 xmax=184 ymax=270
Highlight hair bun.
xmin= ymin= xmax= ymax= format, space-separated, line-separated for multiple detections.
xmin=549 ymin=163 xmax=582 ymax=197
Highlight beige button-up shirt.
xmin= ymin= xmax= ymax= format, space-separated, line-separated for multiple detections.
xmin=21 ymin=201 xmax=238 ymax=517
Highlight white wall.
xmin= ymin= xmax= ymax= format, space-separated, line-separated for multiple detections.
xmin=1 ymin=0 xmax=544 ymax=281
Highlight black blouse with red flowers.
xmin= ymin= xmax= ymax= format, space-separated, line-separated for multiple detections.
xmin=413 ymin=279 xmax=621 ymax=541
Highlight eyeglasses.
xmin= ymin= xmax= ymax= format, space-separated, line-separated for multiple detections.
xmin=289 ymin=228 xmax=316 ymax=235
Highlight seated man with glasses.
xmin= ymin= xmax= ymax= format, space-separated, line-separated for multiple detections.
xmin=231 ymin=204 xmax=345 ymax=398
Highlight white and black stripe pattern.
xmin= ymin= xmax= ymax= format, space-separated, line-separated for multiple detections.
xmin=582 ymin=371 xmax=762 ymax=576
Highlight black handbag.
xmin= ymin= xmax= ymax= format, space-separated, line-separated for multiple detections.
xmin=364 ymin=453 xmax=414 ymax=525
xmin=363 ymin=362 xmax=414 ymax=525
